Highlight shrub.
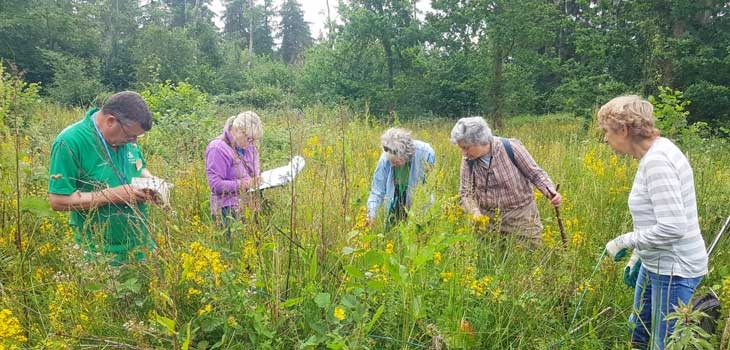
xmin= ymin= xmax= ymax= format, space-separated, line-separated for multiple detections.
xmin=684 ymin=81 xmax=730 ymax=133
xmin=41 ymin=50 xmax=106 ymax=106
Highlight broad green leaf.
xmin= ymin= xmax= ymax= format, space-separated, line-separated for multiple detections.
xmin=314 ymin=292 xmax=330 ymax=308
xmin=155 ymin=313 xmax=176 ymax=335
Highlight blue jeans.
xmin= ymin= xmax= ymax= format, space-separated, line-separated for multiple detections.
xmin=629 ymin=265 xmax=703 ymax=350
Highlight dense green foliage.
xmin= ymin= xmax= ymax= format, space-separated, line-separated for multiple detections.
xmin=1 ymin=0 xmax=729 ymax=131
xmin=1 ymin=82 xmax=730 ymax=348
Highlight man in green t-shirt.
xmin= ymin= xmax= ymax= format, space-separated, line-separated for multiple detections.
xmin=48 ymin=91 xmax=159 ymax=264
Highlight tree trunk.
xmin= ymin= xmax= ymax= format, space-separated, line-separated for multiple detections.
xmin=248 ymin=0 xmax=254 ymax=68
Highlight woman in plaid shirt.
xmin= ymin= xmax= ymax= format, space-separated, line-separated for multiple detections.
xmin=450 ymin=116 xmax=562 ymax=247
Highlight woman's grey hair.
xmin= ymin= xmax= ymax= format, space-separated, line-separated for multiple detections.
xmin=226 ymin=111 xmax=263 ymax=140
xmin=381 ymin=128 xmax=415 ymax=160
xmin=450 ymin=116 xmax=493 ymax=146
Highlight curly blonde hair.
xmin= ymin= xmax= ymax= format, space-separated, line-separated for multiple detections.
xmin=597 ymin=95 xmax=660 ymax=140
xmin=226 ymin=111 xmax=263 ymax=140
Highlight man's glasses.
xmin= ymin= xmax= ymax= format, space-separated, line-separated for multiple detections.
xmin=117 ymin=119 xmax=145 ymax=141
xmin=383 ymin=146 xmax=397 ymax=155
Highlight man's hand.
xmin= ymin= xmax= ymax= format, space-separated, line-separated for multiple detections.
xmin=605 ymin=233 xmax=631 ymax=261
xmin=103 ymin=184 xmax=149 ymax=204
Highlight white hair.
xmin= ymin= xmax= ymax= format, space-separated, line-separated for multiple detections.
xmin=381 ymin=128 xmax=415 ymax=159
xmin=226 ymin=111 xmax=263 ymax=140
xmin=450 ymin=116 xmax=493 ymax=146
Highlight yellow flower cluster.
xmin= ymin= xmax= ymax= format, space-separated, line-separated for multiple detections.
xmin=93 ymin=290 xmax=108 ymax=303
xmin=489 ymin=288 xmax=504 ymax=302
xmin=385 ymin=240 xmax=394 ymax=254
xmin=333 ymin=306 xmax=346 ymax=321
xmin=33 ymin=267 xmax=51 ymax=281
xmin=543 ymin=226 xmax=558 ymax=249
xmin=0 ymin=309 xmax=27 ymax=344
xmin=39 ymin=219 xmax=54 ymax=234
xmin=197 ymin=303 xmax=213 ymax=316
xmin=181 ymin=242 xmax=228 ymax=287
xmin=571 ymin=231 xmax=586 ymax=247
xmin=187 ymin=288 xmax=202 ymax=298
xmin=583 ymin=148 xmax=605 ymax=177
xmin=38 ymin=242 xmax=57 ymax=257
xmin=575 ymin=280 xmax=594 ymax=294
xmin=433 ymin=252 xmax=442 ymax=265
xmin=472 ymin=214 xmax=490 ymax=233
xmin=302 ymin=135 xmax=320 ymax=158
xmin=443 ymin=196 xmax=464 ymax=224
xmin=469 ymin=275 xmax=494 ymax=297
xmin=352 ymin=206 xmax=370 ymax=233
xmin=189 ymin=215 xmax=207 ymax=235
xmin=532 ymin=266 xmax=543 ymax=279
xmin=440 ymin=271 xmax=454 ymax=283
xmin=241 ymin=239 xmax=258 ymax=270
xmin=367 ymin=265 xmax=388 ymax=282
xmin=460 ymin=265 xmax=476 ymax=286
xmin=563 ymin=217 xmax=578 ymax=231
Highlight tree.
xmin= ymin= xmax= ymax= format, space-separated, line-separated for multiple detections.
xmin=279 ymin=0 xmax=313 ymax=64
xmin=222 ymin=0 xmax=274 ymax=59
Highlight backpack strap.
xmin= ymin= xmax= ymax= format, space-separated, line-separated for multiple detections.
xmin=500 ymin=137 xmax=526 ymax=178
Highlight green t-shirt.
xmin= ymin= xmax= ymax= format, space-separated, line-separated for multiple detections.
xmin=393 ymin=162 xmax=411 ymax=197
xmin=48 ymin=108 xmax=151 ymax=263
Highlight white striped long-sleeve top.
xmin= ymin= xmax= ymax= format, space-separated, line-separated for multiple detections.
xmin=624 ymin=137 xmax=707 ymax=277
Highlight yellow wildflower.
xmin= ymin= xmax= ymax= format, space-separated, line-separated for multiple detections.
xmin=197 ymin=304 xmax=213 ymax=316
xmin=440 ymin=271 xmax=453 ymax=283
xmin=571 ymin=231 xmax=586 ymax=247
xmin=385 ymin=240 xmax=394 ymax=254
xmin=433 ymin=252 xmax=442 ymax=265
xmin=333 ymin=306 xmax=346 ymax=321
xmin=0 ymin=309 xmax=27 ymax=343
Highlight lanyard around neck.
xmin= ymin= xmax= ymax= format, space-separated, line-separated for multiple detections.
xmin=92 ymin=112 xmax=127 ymax=185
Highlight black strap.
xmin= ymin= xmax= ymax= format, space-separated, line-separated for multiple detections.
xmin=501 ymin=137 xmax=526 ymax=178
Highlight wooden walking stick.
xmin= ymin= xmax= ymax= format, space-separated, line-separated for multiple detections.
xmin=553 ymin=184 xmax=567 ymax=247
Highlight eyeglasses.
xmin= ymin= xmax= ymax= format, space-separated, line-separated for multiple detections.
xmin=383 ymin=146 xmax=396 ymax=155
xmin=117 ymin=119 xmax=145 ymax=141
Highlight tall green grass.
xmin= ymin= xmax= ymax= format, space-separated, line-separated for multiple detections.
xmin=1 ymin=104 xmax=729 ymax=349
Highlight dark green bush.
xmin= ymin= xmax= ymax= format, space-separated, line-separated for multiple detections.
xmin=684 ymin=81 xmax=730 ymax=132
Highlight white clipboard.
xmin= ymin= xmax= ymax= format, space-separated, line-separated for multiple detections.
xmin=250 ymin=156 xmax=306 ymax=191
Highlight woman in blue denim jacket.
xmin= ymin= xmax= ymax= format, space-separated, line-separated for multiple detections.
xmin=366 ymin=128 xmax=435 ymax=227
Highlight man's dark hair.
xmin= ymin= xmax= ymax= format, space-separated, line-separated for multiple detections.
xmin=101 ymin=91 xmax=153 ymax=131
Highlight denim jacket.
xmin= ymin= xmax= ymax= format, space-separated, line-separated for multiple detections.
xmin=367 ymin=140 xmax=435 ymax=218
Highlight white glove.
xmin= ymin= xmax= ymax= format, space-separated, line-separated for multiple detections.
xmin=605 ymin=233 xmax=632 ymax=261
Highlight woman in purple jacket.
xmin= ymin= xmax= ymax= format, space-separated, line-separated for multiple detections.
xmin=205 ymin=111 xmax=263 ymax=236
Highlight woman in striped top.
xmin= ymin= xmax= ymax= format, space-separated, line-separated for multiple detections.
xmin=599 ymin=95 xmax=707 ymax=350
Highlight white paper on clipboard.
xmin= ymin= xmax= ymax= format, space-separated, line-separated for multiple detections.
xmin=250 ymin=156 xmax=305 ymax=191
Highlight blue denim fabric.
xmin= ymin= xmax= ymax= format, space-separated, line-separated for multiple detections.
xmin=629 ymin=265 xmax=703 ymax=350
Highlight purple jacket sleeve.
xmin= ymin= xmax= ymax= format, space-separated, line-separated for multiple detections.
xmin=205 ymin=141 xmax=242 ymax=194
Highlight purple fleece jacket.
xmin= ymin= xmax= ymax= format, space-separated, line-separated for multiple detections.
xmin=205 ymin=130 xmax=260 ymax=215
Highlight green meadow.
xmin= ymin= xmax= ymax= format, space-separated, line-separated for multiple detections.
xmin=1 ymin=88 xmax=730 ymax=349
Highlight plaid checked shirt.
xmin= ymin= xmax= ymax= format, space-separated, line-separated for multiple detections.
xmin=459 ymin=138 xmax=557 ymax=237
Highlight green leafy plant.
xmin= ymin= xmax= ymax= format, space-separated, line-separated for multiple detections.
xmin=666 ymin=299 xmax=714 ymax=350
xmin=649 ymin=86 xmax=691 ymax=140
